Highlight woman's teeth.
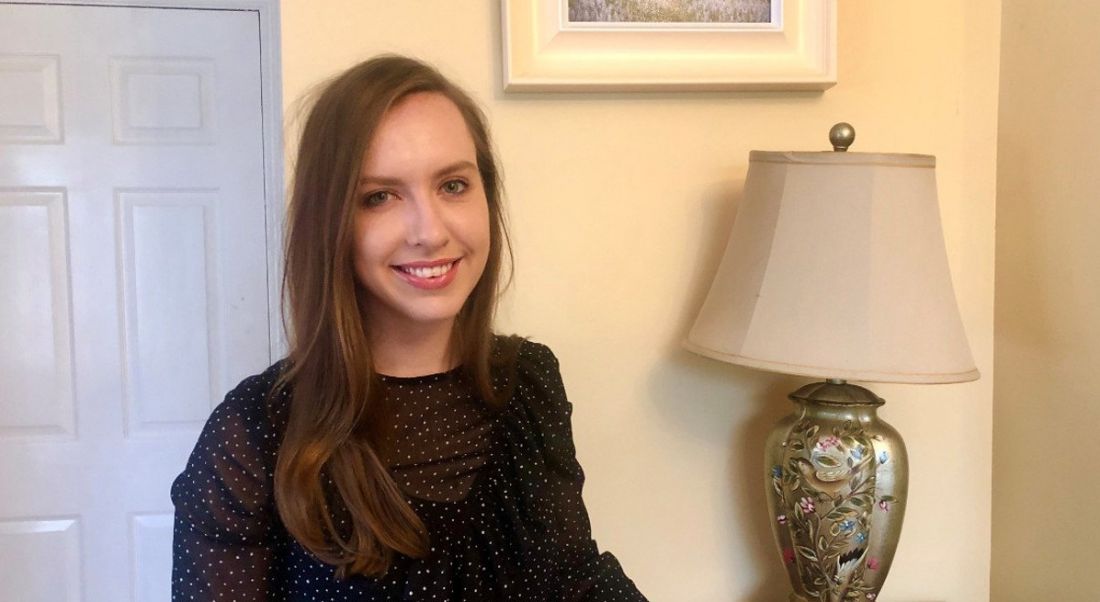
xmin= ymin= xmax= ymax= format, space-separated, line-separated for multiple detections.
xmin=400 ymin=261 xmax=454 ymax=278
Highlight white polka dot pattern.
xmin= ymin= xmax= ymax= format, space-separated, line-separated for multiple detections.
xmin=170 ymin=339 xmax=647 ymax=600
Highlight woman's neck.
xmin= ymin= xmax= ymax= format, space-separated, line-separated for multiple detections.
xmin=368 ymin=319 xmax=457 ymax=377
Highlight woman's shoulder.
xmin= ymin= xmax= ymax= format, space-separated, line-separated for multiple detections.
xmin=492 ymin=336 xmax=581 ymax=477
xmin=516 ymin=337 xmax=558 ymax=367
xmin=493 ymin=334 xmax=559 ymax=371
xmin=493 ymin=335 xmax=569 ymax=414
xmin=213 ymin=359 xmax=291 ymax=423
xmin=232 ymin=358 xmax=290 ymax=398
xmin=172 ymin=360 xmax=289 ymax=542
xmin=491 ymin=335 xmax=564 ymax=393
xmin=180 ymin=360 xmax=290 ymax=469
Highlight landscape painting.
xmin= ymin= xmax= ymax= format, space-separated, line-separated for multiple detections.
xmin=567 ymin=0 xmax=774 ymax=24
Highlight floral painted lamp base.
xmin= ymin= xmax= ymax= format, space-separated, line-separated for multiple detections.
xmin=765 ymin=382 xmax=909 ymax=602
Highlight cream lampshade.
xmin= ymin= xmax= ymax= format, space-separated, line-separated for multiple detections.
xmin=685 ymin=125 xmax=978 ymax=602
xmin=685 ymin=150 xmax=978 ymax=383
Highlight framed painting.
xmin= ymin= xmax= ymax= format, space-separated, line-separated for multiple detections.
xmin=502 ymin=0 xmax=836 ymax=92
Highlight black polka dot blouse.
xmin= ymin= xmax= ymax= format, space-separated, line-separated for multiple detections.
xmin=171 ymin=339 xmax=647 ymax=600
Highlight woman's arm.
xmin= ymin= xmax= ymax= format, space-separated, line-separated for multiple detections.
xmin=517 ymin=342 xmax=648 ymax=602
xmin=171 ymin=368 xmax=284 ymax=601
xmin=172 ymin=517 xmax=275 ymax=600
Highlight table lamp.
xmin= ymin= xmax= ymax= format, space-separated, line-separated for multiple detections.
xmin=684 ymin=124 xmax=978 ymax=602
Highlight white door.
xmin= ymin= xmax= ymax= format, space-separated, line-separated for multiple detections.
xmin=0 ymin=4 xmax=273 ymax=600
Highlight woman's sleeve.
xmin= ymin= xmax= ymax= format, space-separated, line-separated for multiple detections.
xmin=170 ymin=370 xmax=283 ymax=601
xmin=519 ymin=343 xmax=648 ymax=602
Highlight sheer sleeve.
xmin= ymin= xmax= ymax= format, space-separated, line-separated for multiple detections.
xmin=170 ymin=366 xmax=285 ymax=601
xmin=516 ymin=342 xmax=648 ymax=602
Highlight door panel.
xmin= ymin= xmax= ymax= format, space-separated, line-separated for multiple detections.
xmin=0 ymin=189 xmax=74 ymax=438
xmin=0 ymin=4 xmax=272 ymax=600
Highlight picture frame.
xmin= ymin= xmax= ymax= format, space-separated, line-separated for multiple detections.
xmin=501 ymin=0 xmax=837 ymax=92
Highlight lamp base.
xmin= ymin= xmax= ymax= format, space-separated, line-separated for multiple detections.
xmin=765 ymin=382 xmax=909 ymax=602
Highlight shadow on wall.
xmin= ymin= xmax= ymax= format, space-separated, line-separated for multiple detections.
xmin=645 ymin=178 xmax=806 ymax=599
xmin=651 ymin=348 xmax=802 ymax=600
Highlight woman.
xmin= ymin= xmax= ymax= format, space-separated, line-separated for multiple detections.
xmin=171 ymin=55 xmax=647 ymax=601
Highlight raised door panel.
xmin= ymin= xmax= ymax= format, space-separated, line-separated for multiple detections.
xmin=0 ymin=189 xmax=74 ymax=438
xmin=118 ymin=189 xmax=221 ymax=434
xmin=0 ymin=55 xmax=62 ymax=143
xmin=0 ymin=518 xmax=82 ymax=601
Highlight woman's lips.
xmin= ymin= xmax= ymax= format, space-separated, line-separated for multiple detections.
xmin=392 ymin=258 xmax=460 ymax=290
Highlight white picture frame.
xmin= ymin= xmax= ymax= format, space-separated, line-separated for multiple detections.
xmin=502 ymin=0 xmax=837 ymax=92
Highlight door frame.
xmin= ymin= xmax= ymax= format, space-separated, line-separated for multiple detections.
xmin=3 ymin=0 xmax=286 ymax=360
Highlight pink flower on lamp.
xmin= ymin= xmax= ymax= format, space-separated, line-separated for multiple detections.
xmin=783 ymin=548 xmax=796 ymax=565
xmin=799 ymin=497 xmax=816 ymax=515
xmin=867 ymin=557 xmax=881 ymax=571
xmin=878 ymin=500 xmax=890 ymax=512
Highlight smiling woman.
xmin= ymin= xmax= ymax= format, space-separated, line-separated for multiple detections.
xmin=352 ymin=92 xmax=492 ymax=373
xmin=169 ymin=55 xmax=648 ymax=601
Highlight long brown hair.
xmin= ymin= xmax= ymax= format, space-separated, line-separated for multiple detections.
xmin=273 ymin=55 xmax=511 ymax=578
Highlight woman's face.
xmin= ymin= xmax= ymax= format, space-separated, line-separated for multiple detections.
xmin=353 ymin=92 xmax=490 ymax=337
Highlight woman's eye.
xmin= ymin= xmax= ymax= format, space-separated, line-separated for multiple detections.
xmin=363 ymin=190 xmax=392 ymax=207
xmin=441 ymin=179 xmax=468 ymax=195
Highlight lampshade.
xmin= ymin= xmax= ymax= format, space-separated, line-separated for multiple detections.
xmin=685 ymin=150 xmax=978 ymax=384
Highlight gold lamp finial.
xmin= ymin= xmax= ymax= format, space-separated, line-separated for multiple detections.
xmin=829 ymin=122 xmax=856 ymax=151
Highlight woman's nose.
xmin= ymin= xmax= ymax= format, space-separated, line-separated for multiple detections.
xmin=405 ymin=193 xmax=449 ymax=249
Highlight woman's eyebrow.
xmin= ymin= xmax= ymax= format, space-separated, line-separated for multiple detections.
xmin=432 ymin=160 xmax=478 ymax=178
xmin=359 ymin=160 xmax=478 ymax=186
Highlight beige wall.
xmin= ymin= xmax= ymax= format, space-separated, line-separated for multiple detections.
xmin=993 ymin=2 xmax=1100 ymax=600
xmin=280 ymin=1 xmax=999 ymax=599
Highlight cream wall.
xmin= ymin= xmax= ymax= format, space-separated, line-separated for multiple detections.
xmin=992 ymin=2 xmax=1100 ymax=600
xmin=280 ymin=2 xmax=999 ymax=600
